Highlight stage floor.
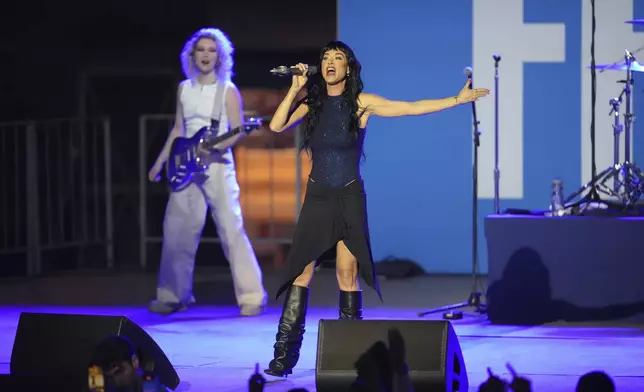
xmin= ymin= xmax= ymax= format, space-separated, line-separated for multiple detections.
xmin=0 ymin=305 xmax=643 ymax=392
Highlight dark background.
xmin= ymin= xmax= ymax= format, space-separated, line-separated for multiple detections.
xmin=0 ymin=0 xmax=337 ymax=275
xmin=0 ymin=0 xmax=336 ymax=120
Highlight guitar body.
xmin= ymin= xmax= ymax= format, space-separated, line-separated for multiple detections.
xmin=165 ymin=117 xmax=262 ymax=192
xmin=166 ymin=127 xmax=210 ymax=192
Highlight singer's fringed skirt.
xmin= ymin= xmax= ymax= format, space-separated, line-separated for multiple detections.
xmin=274 ymin=178 xmax=383 ymax=300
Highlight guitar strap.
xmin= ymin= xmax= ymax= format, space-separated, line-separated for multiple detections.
xmin=209 ymin=81 xmax=227 ymax=134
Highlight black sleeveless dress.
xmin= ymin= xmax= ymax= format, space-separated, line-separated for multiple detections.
xmin=275 ymin=95 xmax=383 ymax=300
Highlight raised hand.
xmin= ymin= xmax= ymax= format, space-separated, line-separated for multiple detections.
xmin=478 ymin=367 xmax=508 ymax=392
xmin=457 ymin=79 xmax=490 ymax=104
xmin=248 ymin=363 xmax=266 ymax=392
xmin=506 ymin=363 xmax=531 ymax=392
xmin=290 ymin=63 xmax=309 ymax=92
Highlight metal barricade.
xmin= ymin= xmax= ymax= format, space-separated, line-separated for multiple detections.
xmin=0 ymin=118 xmax=114 ymax=276
xmin=138 ymin=114 xmax=307 ymax=268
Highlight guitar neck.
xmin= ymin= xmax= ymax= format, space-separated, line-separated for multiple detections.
xmin=202 ymin=126 xmax=244 ymax=149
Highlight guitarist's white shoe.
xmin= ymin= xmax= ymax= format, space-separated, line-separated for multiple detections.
xmin=240 ymin=304 xmax=265 ymax=317
xmin=148 ymin=300 xmax=188 ymax=316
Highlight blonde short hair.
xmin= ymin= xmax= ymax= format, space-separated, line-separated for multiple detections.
xmin=180 ymin=28 xmax=234 ymax=82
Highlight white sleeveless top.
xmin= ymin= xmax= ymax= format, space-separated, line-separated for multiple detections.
xmin=180 ymin=79 xmax=231 ymax=138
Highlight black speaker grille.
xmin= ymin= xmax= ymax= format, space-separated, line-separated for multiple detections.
xmin=11 ymin=313 xmax=125 ymax=375
xmin=316 ymin=320 xmax=448 ymax=372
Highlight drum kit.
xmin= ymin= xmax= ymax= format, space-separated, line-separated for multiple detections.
xmin=565 ymin=18 xmax=644 ymax=210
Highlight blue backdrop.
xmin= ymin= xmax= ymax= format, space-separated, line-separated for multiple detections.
xmin=338 ymin=0 xmax=644 ymax=274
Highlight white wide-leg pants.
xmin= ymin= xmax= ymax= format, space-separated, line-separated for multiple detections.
xmin=155 ymin=160 xmax=267 ymax=308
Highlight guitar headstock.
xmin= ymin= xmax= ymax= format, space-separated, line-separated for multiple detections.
xmin=242 ymin=117 xmax=263 ymax=134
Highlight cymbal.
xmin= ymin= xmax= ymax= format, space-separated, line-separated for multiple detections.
xmin=625 ymin=19 xmax=644 ymax=25
xmin=587 ymin=60 xmax=644 ymax=72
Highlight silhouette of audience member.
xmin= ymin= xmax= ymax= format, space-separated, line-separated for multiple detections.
xmin=246 ymin=358 xmax=616 ymax=392
xmin=388 ymin=329 xmax=413 ymax=392
xmin=478 ymin=364 xmax=531 ymax=392
xmin=576 ymin=371 xmax=615 ymax=392
xmin=248 ymin=363 xmax=310 ymax=392
xmin=248 ymin=363 xmax=266 ymax=392
xmin=350 ymin=328 xmax=413 ymax=392
xmin=90 ymin=335 xmax=144 ymax=391
xmin=351 ymin=340 xmax=391 ymax=392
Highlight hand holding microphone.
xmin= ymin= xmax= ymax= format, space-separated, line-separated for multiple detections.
xmin=270 ymin=63 xmax=319 ymax=92
xmin=270 ymin=64 xmax=319 ymax=77
xmin=291 ymin=63 xmax=309 ymax=92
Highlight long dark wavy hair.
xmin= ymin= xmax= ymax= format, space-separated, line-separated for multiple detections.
xmin=298 ymin=41 xmax=365 ymax=154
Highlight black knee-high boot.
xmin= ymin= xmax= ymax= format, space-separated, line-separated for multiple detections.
xmin=264 ymin=285 xmax=309 ymax=377
xmin=339 ymin=290 xmax=363 ymax=320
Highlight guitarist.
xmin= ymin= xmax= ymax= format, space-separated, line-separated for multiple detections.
xmin=146 ymin=28 xmax=267 ymax=316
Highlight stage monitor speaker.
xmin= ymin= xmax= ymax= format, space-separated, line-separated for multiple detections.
xmin=316 ymin=319 xmax=468 ymax=392
xmin=10 ymin=312 xmax=180 ymax=391
xmin=0 ymin=374 xmax=87 ymax=391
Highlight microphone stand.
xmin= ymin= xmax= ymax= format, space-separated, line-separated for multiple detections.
xmin=565 ymin=49 xmax=644 ymax=210
xmin=609 ymin=96 xmax=622 ymax=194
xmin=418 ymin=71 xmax=487 ymax=319
xmin=493 ymin=55 xmax=501 ymax=214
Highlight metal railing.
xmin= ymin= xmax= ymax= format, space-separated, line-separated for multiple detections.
xmin=138 ymin=114 xmax=306 ymax=268
xmin=0 ymin=118 xmax=114 ymax=276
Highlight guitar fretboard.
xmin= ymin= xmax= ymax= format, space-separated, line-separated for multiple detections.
xmin=202 ymin=127 xmax=244 ymax=149
xmin=202 ymin=122 xmax=260 ymax=149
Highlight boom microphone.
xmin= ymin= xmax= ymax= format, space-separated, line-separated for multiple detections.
xmin=270 ymin=65 xmax=319 ymax=76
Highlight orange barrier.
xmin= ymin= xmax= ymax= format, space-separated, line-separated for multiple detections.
xmin=234 ymin=146 xmax=311 ymax=266
xmin=235 ymin=146 xmax=311 ymax=222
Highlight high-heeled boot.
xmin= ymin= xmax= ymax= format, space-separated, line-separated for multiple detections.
xmin=339 ymin=290 xmax=363 ymax=320
xmin=264 ymin=285 xmax=309 ymax=377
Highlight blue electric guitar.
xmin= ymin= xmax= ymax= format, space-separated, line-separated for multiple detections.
xmin=166 ymin=117 xmax=262 ymax=192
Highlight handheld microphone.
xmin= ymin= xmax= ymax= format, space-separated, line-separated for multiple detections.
xmin=464 ymin=66 xmax=473 ymax=88
xmin=270 ymin=65 xmax=319 ymax=76
xmin=464 ymin=66 xmax=479 ymax=126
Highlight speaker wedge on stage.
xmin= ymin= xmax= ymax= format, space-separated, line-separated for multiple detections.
xmin=315 ymin=319 xmax=468 ymax=392
xmin=10 ymin=312 xmax=180 ymax=391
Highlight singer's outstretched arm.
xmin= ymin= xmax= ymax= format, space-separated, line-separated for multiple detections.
xmin=359 ymin=79 xmax=489 ymax=118
xmin=359 ymin=93 xmax=461 ymax=117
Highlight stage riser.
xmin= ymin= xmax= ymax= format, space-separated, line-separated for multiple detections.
xmin=485 ymin=216 xmax=644 ymax=325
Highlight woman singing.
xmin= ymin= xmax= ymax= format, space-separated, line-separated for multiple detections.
xmin=264 ymin=40 xmax=489 ymax=377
